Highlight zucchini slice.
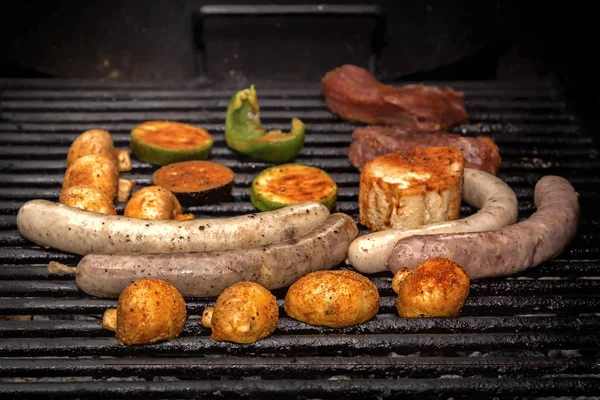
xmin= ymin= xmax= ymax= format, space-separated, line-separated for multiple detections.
xmin=152 ymin=161 xmax=235 ymax=207
xmin=250 ymin=164 xmax=337 ymax=211
xmin=130 ymin=121 xmax=214 ymax=166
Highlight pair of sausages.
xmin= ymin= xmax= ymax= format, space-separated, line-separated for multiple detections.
xmin=17 ymin=200 xmax=359 ymax=297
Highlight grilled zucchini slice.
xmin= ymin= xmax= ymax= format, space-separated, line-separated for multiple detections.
xmin=152 ymin=160 xmax=235 ymax=207
xmin=130 ymin=121 xmax=214 ymax=166
xmin=250 ymin=164 xmax=337 ymax=211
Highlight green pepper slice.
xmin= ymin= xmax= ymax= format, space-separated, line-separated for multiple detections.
xmin=225 ymin=85 xmax=306 ymax=163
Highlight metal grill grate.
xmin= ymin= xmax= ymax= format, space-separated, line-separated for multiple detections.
xmin=0 ymin=78 xmax=599 ymax=399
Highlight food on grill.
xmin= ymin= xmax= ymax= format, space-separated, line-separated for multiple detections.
xmin=359 ymin=147 xmax=465 ymax=231
xmin=203 ymin=282 xmax=278 ymax=344
xmin=46 ymin=261 xmax=76 ymax=275
xmin=348 ymin=168 xmax=518 ymax=274
xmin=17 ymin=199 xmax=330 ymax=255
xmin=284 ymin=270 xmax=379 ymax=328
xmin=114 ymin=278 xmax=187 ymax=345
xmin=321 ymin=64 xmax=468 ymax=130
xmin=152 ymin=160 xmax=235 ymax=207
xmin=62 ymin=154 xmax=119 ymax=201
xmin=75 ymin=213 xmax=357 ymax=298
xmin=116 ymin=178 xmax=136 ymax=203
xmin=347 ymin=126 xmax=501 ymax=175
xmin=393 ymin=258 xmax=470 ymax=318
xmin=130 ymin=120 xmax=214 ymax=166
xmin=390 ymin=268 xmax=411 ymax=294
xmin=58 ymin=185 xmax=117 ymax=215
xmin=123 ymin=186 xmax=194 ymax=221
xmin=66 ymin=129 xmax=132 ymax=172
xmin=388 ymin=175 xmax=580 ymax=279
xmin=102 ymin=308 xmax=117 ymax=331
xmin=250 ymin=164 xmax=338 ymax=211
xmin=114 ymin=149 xmax=132 ymax=173
xmin=225 ymin=85 xmax=306 ymax=163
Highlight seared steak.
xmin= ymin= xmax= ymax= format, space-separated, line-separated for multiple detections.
xmin=348 ymin=126 xmax=501 ymax=175
xmin=321 ymin=64 xmax=468 ymax=130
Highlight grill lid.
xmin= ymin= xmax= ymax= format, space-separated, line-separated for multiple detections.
xmin=0 ymin=78 xmax=599 ymax=399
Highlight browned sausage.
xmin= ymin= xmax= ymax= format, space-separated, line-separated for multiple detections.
xmin=387 ymin=176 xmax=579 ymax=279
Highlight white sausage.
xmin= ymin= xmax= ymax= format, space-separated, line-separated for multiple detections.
xmin=346 ymin=168 xmax=518 ymax=274
xmin=76 ymin=213 xmax=358 ymax=298
xmin=16 ymin=199 xmax=330 ymax=256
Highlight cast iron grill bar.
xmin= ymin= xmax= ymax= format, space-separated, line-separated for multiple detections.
xmin=3 ymin=278 xmax=600 ymax=297
xmin=2 ymin=378 xmax=599 ymax=399
xmin=1 ymin=315 xmax=600 ymax=338
xmin=0 ymin=78 xmax=599 ymax=397
xmin=1 ymin=356 xmax=598 ymax=378
xmin=1 ymin=332 xmax=599 ymax=357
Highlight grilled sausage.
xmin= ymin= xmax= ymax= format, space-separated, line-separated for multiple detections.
xmin=387 ymin=175 xmax=579 ymax=279
xmin=16 ymin=199 xmax=330 ymax=256
xmin=347 ymin=169 xmax=518 ymax=274
xmin=75 ymin=213 xmax=358 ymax=297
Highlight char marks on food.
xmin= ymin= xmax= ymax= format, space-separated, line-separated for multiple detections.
xmin=348 ymin=126 xmax=501 ymax=175
xmin=321 ymin=64 xmax=468 ymax=130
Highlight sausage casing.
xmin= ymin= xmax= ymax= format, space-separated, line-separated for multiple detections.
xmin=347 ymin=168 xmax=518 ymax=274
xmin=17 ymin=199 xmax=330 ymax=255
xmin=387 ymin=176 xmax=579 ymax=279
xmin=76 ymin=213 xmax=358 ymax=297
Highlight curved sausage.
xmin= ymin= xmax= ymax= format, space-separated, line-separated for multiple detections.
xmin=76 ymin=213 xmax=358 ymax=297
xmin=387 ymin=175 xmax=579 ymax=279
xmin=347 ymin=169 xmax=518 ymax=274
xmin=16 ymin=199 xmax=330 ymax=256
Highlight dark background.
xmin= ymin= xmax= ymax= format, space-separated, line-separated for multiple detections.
xmin=0 ymin=1 xmax=593 ymax=112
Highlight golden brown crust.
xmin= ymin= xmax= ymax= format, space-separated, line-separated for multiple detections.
xmin=284 ymin=270 xmax=379 ymax=328
xmin=210 ymin=282 xmax=278 ymax=344
xmin=358 ymin=146 xmax=464 ymax=231
xmin=395 ymin=257 xmax=470 ymax=318
xmin=134 ymin=121 xmax=212 ymax=151
xmin=66 ymin=129 xmax=115 ymax=168
xmin=124 ymin=185 xmax=191 ymax=220
xmin=102 ymin=309 xmax=117 ymax=332
xmin=391 ymin=268 xmax=412 ymax=294
xmin=152 ymin=160 xmax=234 ymax=193
xmin=62 ymin=154 xmax=119 ymax=200
xmin=115 ymin=278 xmax=187 ymax=345
xmin=59 ymin=185 xmax=117 ymax=215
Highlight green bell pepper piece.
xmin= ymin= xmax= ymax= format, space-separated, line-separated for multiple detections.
xmin=225 ymin=85 xmax=306 ymax=163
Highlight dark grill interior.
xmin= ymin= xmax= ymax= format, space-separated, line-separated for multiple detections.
xmin=0 ymin=78 xmax=599 ymax=399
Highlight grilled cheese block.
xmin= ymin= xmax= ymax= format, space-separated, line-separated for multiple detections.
xmin=358 ymin=146 xmax=465 ymax=231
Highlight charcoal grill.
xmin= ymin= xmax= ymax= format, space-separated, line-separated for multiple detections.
xmin=0 ymin=76 xmax=599 ymax=399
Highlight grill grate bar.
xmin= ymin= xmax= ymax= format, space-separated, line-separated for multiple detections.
xmin=0 ymin=123 xmax=586 ymax=137
xmin=0 ymin=110 xmax=579 ymax=124
xmin=2 ymin=158 xmax=599 ymax=173
xmin=1 ymin=315 xmax=599 ymax=339
xmin=1 ymin=145 xmax=596 ymax=160
xmin=0 ymin=356 xmax=597 ymax=378
xmin=2 ymin=278 xmax=600 ymax=298
xmin=1 ymin=333 xmax=599 ymax=358
xmin=1 ymin=377 xmax=598 ymax=399
xmin=0 ymin=98 xmax=569 ymax=111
